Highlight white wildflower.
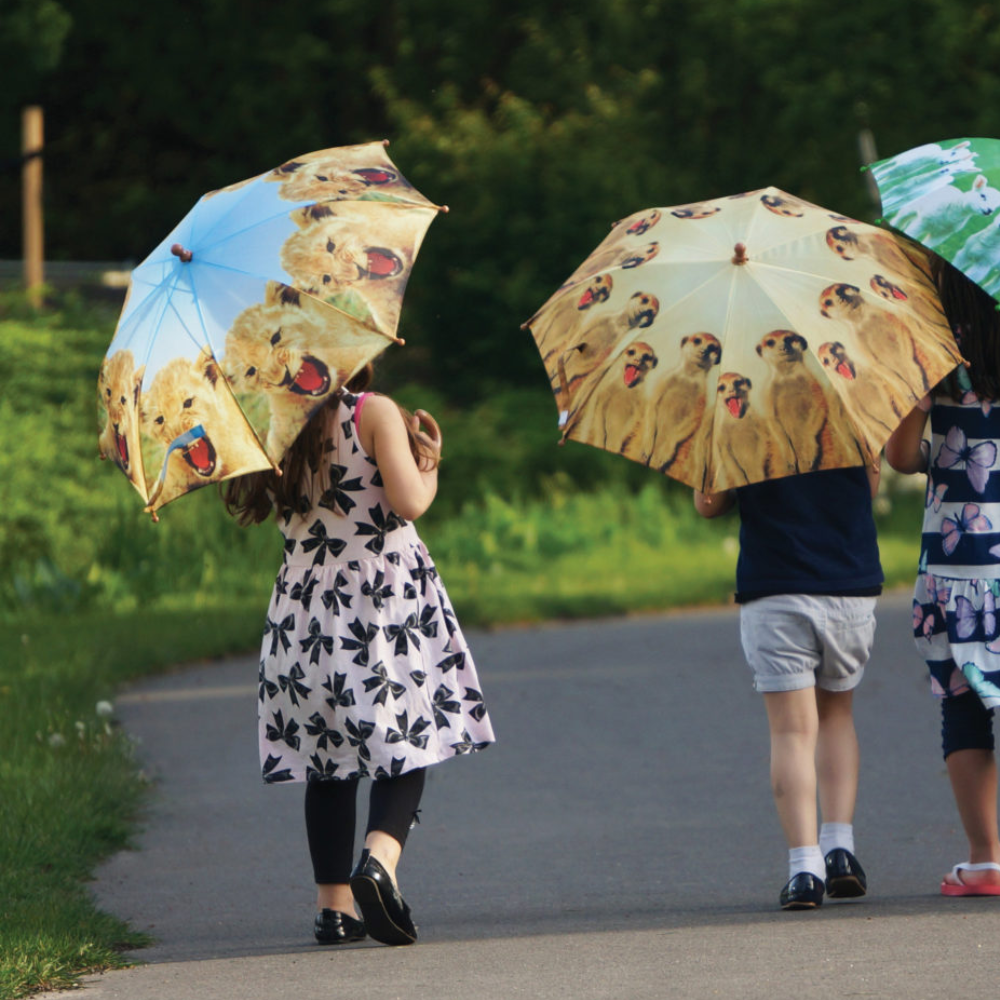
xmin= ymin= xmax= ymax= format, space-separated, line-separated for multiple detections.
xmin=48 ymin=733 xmax=66 ymax=748
xmin=96 ymin=700 xmax=114 ymax=718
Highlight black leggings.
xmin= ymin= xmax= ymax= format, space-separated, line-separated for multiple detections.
xmin=304 ymin=769 xmax=426 ymax=884
xmin=941 ymin=690 xmax=996 ymax=759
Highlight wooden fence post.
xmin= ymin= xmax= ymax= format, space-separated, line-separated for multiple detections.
xmin=22 ymin=106 xmax=44 ymax=306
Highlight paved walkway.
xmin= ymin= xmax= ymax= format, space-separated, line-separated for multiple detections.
xmin=37 ymin=595 xmax=1000 ymax=999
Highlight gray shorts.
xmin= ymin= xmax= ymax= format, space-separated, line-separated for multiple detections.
xmin=739 ymin=594 xmax=877 ymax=693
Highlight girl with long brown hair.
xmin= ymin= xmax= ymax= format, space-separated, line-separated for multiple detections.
xmin=224 ymin=364 xmax=495 ymax=945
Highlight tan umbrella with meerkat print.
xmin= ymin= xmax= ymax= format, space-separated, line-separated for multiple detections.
xmin=523 ymin=187 xmax=965 ymax=492
xmin=98 ymin=141 xmax=445 ymax=517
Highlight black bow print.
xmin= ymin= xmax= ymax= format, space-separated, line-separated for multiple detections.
xmin=361 ymin=570 xmax=394 ymax=609
xmin=436 ymin=651 xmax=466 ymax=673
xmin=431 ymin=683 xmax=462 ymax=729
xmin=264 ymin=614 xmax=296 ymax=656
xmin=258 ymin=660 xmax=278 ymax=702
xmin=438 ymin=598 xmax=457 ymax=637
xmin=277 ymin=662 xmax=312 ymax=707
xmin=354 ymin=504 xmax=405 ymax=555
xmin=300 ymin=519 xmax=347 ymax=567
xmin=374 ymin=756 xmax=407 ymax=780
xmin=266 ymin=709 xmax=301 ymax=751
xmin=344 ymin=717 xmax=376 ymax=760
xmin=362 ymin=660 xmax=408 ymax=706
xmin=261 ymin=754 xmax=294 ymax=783
xmin=322 ymin=671 xmax=356 ymax=709
xmin=449 ymin=729 xmax=491 ymax=755
xmin=340 ymin=617 xmax=379 ymax=666
xmin=274 ymin=568 xmax=289 ymax=596
xmin=320 ymin=570 xmax=353 ymax=616
xmin=409 ymin=553 xmax=438 ymax=596
xmin=307 ymin=756 xmax=340 ymax=780
xmin=290 ymin=572 xmax=319 ymax=611
xmin=463 ymin=686 xmax=488 ymax=722
xmin=383 ymin=606 xmax=439 ymax=656
xmin=385 ymin=710 xmax=431 ymax=750
xmin=305 ymin=712 xmax=345 ymax=750
xmin=318 ymin=462 xmax=365 ymax=515
xmin=299 ymin=616 xmax=334 ymax=665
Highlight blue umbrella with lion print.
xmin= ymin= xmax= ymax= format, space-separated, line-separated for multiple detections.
xmin=97 ymin=141 xmax=445 ymax=516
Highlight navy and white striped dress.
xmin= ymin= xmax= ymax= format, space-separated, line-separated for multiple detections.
xmin=914 ymin=388 xmax=1000 ymax=708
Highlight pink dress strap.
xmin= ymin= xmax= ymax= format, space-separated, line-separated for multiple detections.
xmin=353 ymin=391 xmax=373 ymax=436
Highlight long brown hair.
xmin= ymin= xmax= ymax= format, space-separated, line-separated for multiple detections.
xmin=933 ymin=255 xmax=1000 ymax=401
xmin=222 ymin=363 xmax=438 ymax=525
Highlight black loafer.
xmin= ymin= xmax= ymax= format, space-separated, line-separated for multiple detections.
xmin=314 ymin=908 xmax=366 ymax=944
xmin=780 ymin=872 xmax=825 ymax=910
xmin=349 ymin=849 xmax=417 ymax=945
xmin=825 ymin=848 xmax=868 ymax=899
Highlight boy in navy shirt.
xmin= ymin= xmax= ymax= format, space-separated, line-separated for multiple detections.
xmin=695 ymin=464 xmax=882 ymax=909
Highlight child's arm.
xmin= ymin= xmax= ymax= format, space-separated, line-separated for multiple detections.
xmin=361 ymin=395 xmax=441 ymax=520
xmin=693 ymin=489 xmax=736 ymax=518
xmin=884 ymin=396 xmax=931 ymax=474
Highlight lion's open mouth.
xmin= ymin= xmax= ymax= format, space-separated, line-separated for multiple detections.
xmin=287 ymin=355 xmax=331 ymax=396
xmin=836 ymin=360 xmax=856 ymax=380
xmin=354 ymin=168 xmax=396 ymax=186
xmin=182 ymin=434 xmax=217 ymax=477
xmin=624 ymin=365 xmax=642 ymax=387
xmin=725 ymin=396 xmax=742 ymax=417
xmin=363 ymin=247 xmax=403 ymax=279
xmin=115 ymin=427 xmax=129 ymax=469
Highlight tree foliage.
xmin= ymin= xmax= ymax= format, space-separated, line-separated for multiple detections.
xmin=4 ymin=0 xmax=1000 ymax=397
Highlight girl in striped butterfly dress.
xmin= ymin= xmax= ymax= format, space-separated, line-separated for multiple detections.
xmin=886 ymin=255 xmax=1000 ymax=897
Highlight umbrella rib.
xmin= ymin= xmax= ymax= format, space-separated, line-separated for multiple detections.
xmin=183 ymin=258 xmax=399 ymax=340
xmin=186 ymin=168 xmax=270 ymax=247
xmin=194 ymin=198 xmax=427 ymax=257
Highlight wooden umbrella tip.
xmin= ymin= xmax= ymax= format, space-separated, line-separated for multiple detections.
xmin=732 ymin=242 xmax=748 ymax=265
xmin=171 ymin=243 xmax=193 ymax=263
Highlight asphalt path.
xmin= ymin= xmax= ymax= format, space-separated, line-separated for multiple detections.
xmin=39 ymin=593 xmax=1000 ymax=999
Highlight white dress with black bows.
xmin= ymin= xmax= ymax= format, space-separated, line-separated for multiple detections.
xmin=257 ymin=393 xmax=495 ymax=783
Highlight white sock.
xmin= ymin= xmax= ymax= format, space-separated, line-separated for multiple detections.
xmin=820 ymin=822 xmax=854 ymax=857
xmin=789 ymin=845 xmax=826 ymax=882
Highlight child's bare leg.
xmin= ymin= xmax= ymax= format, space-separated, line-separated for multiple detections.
xmin=364 ymin=829 xmax=403 ymax=883
xmin=943 ymin=749 xmax=1000 ymax=887
xmin=763 ymin=688 xmax=820 ymax=848
xmin=816 ymin=688 xmax=859 ymax=825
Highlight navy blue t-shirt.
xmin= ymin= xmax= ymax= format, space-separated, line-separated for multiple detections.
xmin=735 ymin=466 xmax=884 ymax=603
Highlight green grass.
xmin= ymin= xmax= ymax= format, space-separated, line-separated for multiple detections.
xmin=0 ymin=607 xmax=263 ymax=1000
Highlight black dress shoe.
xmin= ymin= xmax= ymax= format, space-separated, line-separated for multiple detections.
xmin=780 ymin=872 xmax=825 ymax=910
xmin=314 ymin=909 xmax=366 ymax=945
xmin=349 ymin=849 xmax=417 ymax=945
xmin=825 ymin=848 xmax=868 ymax=899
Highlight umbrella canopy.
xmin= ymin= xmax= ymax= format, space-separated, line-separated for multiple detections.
xmin=98 ymin=141 xmax=445 ymax=514
xmin=524 ymin=187 xmax=964 ymax=493
xmin=869 ymin=138 xmax=1000 ymax=299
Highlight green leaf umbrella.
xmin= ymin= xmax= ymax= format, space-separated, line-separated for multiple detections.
xmin=869 ymin=138 xmax=1000 ymax=299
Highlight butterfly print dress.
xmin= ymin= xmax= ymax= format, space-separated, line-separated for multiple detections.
xmin=258 ymin=393 xmax=495 ymax=783
xmin=914 ymin=387 xmax=1000 ymax=707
